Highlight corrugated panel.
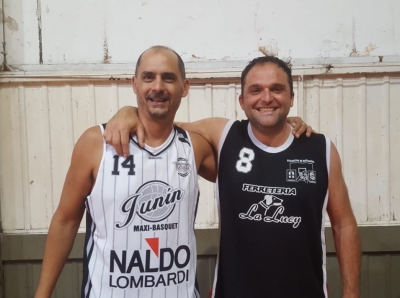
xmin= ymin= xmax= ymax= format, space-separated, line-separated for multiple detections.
xmin=326 ymin=253 xmax=400 ymax=298
xmin=303 ymin=75 xmax=400 ymax=224
xmin=2 ymin=257 xmax=216 ymax=298
xmin=3 ymin=253 xmax=400 ymax=298
xmin=3 ymin=261 xmax=81 ymax=298
xmin=1 ymin=74 xmax=400 ymax=233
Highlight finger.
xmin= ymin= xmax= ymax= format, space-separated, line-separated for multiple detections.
xmin=136 ymin=130 xmax=145 ymax=149
xmin=297 ymin=121 xmax=308 ymax=138
xmin=103 ymin=128 xmax=111 ymax=144
xmin=306 ymin=125 xmax=314 ymax=137
xmin=293 ymin=118 xmax=303 ymax=131
xmin=290 ymin=122 xmax=297 ymax=134
xmin=291 ymin=121 xmax=302 ymax=137
xmin=112 ymin=130 xmax=124 ymax=156
xmin=135 ymin=122 xmax=146 ymax=148
xmin=120 ymin=130 xmax=131 ymax=157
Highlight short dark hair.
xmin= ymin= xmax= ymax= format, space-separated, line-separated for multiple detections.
xmin=135 ymin=45 xmax=186 ymax=80
xmin=241 ymin=56 xmax=293 ymax=96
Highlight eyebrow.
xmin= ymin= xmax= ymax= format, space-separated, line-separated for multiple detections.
xmin=141 ymin=71 xmax=154 ymax=77
xmin=161 ymin=72 xmax=178 ymax=79
xmin=141 ymin=71 xmax=178 ymax=79
xmin=248 ymin=83 xmax=262 ymax=89
xmin=247 ymin=83 xmax=287 ymax=89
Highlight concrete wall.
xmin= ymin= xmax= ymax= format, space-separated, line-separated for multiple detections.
xmin=2 ymin=0 xmax=400 ymax=68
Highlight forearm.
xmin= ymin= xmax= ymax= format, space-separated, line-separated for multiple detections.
xmin=35 ymin=216 xmax=81 ymax=298
xmin=332 ymin=222 xmax=361 ymax=298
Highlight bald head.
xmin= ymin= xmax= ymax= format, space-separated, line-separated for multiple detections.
xmin=135 ymin=46 xmax=186 ymax=80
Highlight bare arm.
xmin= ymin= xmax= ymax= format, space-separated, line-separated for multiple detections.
xmin=189 ymin=132 xmax=218 ymax=182
xmin=177 ymin=118 xmax=229 ymax=154
xmin=327 ymin=142 xmax=361 ymax=298
xmin=103 ymin=106 xmax=313 ymax=156
xmin=35 ymin=126 xmax=102 ymax=298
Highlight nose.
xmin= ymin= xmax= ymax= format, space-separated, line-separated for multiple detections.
xmin=260 ymin=89 xmax=273 ymax=103
xmin=151 ymin=76 xmax=165 ymax=92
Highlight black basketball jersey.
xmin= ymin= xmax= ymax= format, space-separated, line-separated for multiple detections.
xmin=212 ymin=120 xmax=330 ymax=298
xmin=82 ymin=125 xmax=200 ymax=298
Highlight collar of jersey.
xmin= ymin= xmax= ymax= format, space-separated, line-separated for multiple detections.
xmin=247 ymin=123 xmax=294 ymax=153
xmin=130 ymin=127 xmax=176 ymax=156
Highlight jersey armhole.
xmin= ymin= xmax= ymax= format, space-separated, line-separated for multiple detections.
xmin=325 ymin=136 xmax=331 ymax=176
xmin=217 ymin=120 xmax=234 ymax=164
xmin=87 ymin=124 xmax=107 ymax=199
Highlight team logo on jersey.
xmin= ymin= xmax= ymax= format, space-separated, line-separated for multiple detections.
xmin=286 ymin=159 xmax=316 ymax=183
xmin=115 ymin=180 xmax=185 ymax=229
xmin=239 ymin=194 xmax=301 ymax=228
xmin=173 ymin=157 xmax=191 ymax=177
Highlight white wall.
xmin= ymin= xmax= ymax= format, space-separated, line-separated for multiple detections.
xmin=3 ymin=0 xmax=400 ymax=67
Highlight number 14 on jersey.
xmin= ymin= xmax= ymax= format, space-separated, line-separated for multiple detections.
xmin=112 ymin=155 xmax=136 ymax=175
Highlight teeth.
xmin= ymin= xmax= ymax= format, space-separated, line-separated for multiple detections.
xmin=258 ymin=107 xmax=275 ymax=112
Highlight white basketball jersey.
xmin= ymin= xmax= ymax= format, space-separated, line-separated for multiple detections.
xmin=82 ymin=124 xmax=200 ymax=298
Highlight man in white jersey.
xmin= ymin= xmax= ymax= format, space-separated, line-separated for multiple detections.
xmin=35 ymin=46 xmax=217 ymax=298
xmin=104 ymin=56 xmax=361 ymax=297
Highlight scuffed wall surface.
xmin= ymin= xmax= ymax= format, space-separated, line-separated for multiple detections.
xmin=2 ymin=0 xmax=400 ymax=67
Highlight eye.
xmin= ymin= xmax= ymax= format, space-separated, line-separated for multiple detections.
xmin=272 ymin=86 xmax=285 ymax=93
xmin=250 ymin=88 xmax=260 ymax=94
xmin=142 ymin=73 xmax=154 ymax=82
xmin=163 ymin=74 xmax=177 ymax=83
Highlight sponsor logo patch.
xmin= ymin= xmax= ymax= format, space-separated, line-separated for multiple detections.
xmin=286 ymin=159 xmax=316 ymax=183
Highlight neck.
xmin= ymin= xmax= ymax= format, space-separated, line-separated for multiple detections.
xmin=250 ymin=121 xmax=291 ymax=147
xmin=138 ymin=112 xmax=174 ymax=147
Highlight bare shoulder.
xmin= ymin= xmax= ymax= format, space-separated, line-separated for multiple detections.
xmin=329 ymin=141 xmax=342 ymax=175
xmin=71 ymin=125 xmax=104 ymax=176
xmin=77 ymin=125 xmax=103 ymax=145
xmin=327 ymin=141 xmax=356 ymax=222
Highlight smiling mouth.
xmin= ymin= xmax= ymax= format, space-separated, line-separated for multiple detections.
xmin=147 ymin=97 xmax=169 ymax=103
xmin=146 ymin=92 xmax=170 ymax=102
xmin=257 ymin=107 xmax=276 ymax=112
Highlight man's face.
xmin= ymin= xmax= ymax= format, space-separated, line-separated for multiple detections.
xmin=133 ymin=49 xmax=189 ymax=121
xmin=239 ymin=62 xmax=294 ymax=132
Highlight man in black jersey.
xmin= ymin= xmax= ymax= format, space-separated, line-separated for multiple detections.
xmin=104 ymin=55 xmax=360 ymax=297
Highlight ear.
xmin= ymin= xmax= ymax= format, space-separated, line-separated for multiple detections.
xmin=182 ymin=79 xmax=190 ymax=97
xmin=290 ymin=92 xmax=294 ymax=107
xmin=239 ymin=94 xmax=245 ymax=110
xmin=131 ymin=76 xmax=138 ymax=95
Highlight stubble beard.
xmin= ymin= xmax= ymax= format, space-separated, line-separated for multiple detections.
xmin=251 ymin=111 xmax=287 ymax=134
xmin=148 ymin=107 xmax=169 ymax=120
